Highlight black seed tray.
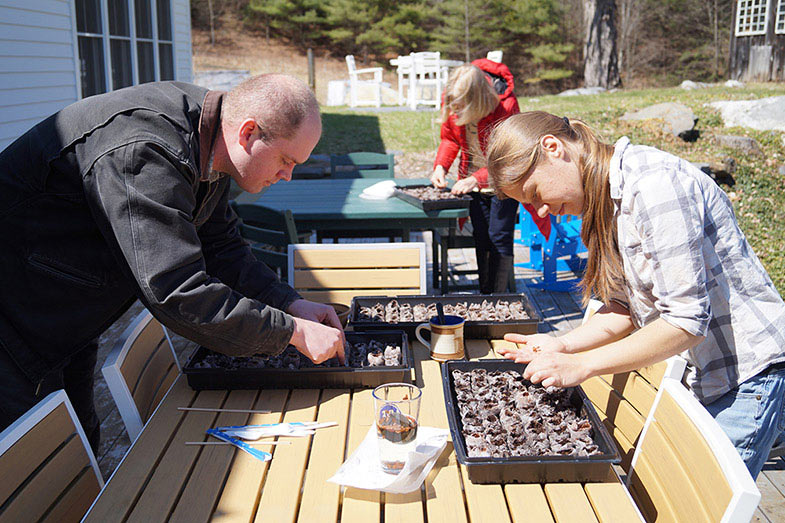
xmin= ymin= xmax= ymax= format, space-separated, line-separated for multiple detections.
xmin=441 ymin=360 xmax=620 ymax=484
xmin=393 ymin=185 xmax=472 ymax=211
xmin=348 ymin=293 xmax=539 ymax=339
xmin=183 ymin=331 xmax=412 ymax=390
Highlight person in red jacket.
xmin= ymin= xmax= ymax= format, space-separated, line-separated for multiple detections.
xmin=431 ymin=59 xmax=547 ymax=293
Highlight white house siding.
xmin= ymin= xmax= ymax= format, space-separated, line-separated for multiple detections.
xmin=173 ymin=0 xmax=192 ymax=83
xmin=0 ymin=0 xmax=80 ymax=151
xmin=0 ymin=0 xmax=193 ymax=151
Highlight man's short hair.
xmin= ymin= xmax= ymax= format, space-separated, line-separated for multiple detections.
xmin=222 ymin=74 xmax=319 ymax=142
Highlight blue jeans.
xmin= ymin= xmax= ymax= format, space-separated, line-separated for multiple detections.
xmin=704 ymin=364 xmax=785 ymax=479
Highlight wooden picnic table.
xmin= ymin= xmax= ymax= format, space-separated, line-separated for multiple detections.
xmin=236 ymin=178 xmax=470 ymax=294
xmin=84 ymin=338 xmax=641 ymax=523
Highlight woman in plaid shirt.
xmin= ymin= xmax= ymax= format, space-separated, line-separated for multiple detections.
xmin=485 ymin=111 xmax=785 ymax=479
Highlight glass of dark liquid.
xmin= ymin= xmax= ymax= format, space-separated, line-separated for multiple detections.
xmin=372 ymin=383 xmax=422 ymax=474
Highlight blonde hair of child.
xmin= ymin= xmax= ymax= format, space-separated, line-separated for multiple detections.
xmin=485 ymin=111 xmax=624 ymax=305
xmin=442 ymin=65 xmax=499 ymax=126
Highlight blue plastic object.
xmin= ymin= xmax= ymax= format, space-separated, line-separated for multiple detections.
xmin=515 ymin=206 xmax=587 ymax=292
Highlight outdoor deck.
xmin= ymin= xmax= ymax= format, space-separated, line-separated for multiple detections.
xmin=90 ymin=232 xmax=785 ymax=522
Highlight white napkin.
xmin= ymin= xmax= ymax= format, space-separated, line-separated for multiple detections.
xmin=328 ymin=426 xmax=450 ymax=494
xmin=359 ymin=180 xmax=397 ymax=200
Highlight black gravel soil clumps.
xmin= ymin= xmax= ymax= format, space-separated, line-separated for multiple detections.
xmin=452 ymin=369 xmax=602 ymax=458
xmin=192 ymin=340 xmax=402 ymax=370
xmin=358 ymin=299 xmax=530 ymax=323
xmin=397 ymin=186 xmax=462 ymax=201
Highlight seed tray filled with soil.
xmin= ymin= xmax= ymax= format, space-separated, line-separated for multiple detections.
xmin=183 ymin=330 xmax=412 ymax=390
xmin=393 ymin=185 xmax=472 ymax=211
xmin=441 ymin=360 xmax=619 ymax=483
xmin=349 ymin=294 xmax=539 ymax=339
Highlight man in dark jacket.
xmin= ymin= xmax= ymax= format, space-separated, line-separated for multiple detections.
xmin=0 ymin=74 xmax=344 ymax=451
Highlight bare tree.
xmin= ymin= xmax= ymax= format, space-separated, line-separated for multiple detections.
xmin=583 ymin=0 xmax=621 ymax=88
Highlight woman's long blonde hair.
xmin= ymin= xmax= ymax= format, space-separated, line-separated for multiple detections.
xmin=442 ymin=65 xmax=499 ymax=126
xmin=486 ymin=111 xmax=623 ymax=305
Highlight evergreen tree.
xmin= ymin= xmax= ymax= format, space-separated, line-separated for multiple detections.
xmin=247 ymin=0 xmax=328 ymax=48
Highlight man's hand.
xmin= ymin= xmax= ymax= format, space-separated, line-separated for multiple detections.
xmin=451 ymin=176 xmax=479 ymax=195
xmin=496 ymin=333 xmax=567 ymax=363
xmin=431 ymin=165 xmax=447 ymax=189
xmin=289 ymin=317 xmax=346 ymax=364
xmin=286 ymin=299 xmax=346 ymax=364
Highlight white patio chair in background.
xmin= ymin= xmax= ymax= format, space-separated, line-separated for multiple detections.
xmin=410 ymin=51 xmax=446 ymax=109
xmin=345 ymin=55 xmax=383 ymax=108
xmin=0 ymin=389 xmax=104 ymax=522
xmin=486 ymin=50 xmax=503 ymax=63
xmin=395 ymin=54 xmax=414 ymax=106
xmin=102 ymin=310 xmax=180 ymax=441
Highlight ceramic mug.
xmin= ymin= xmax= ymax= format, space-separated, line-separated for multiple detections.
xmin=415 ymin=315 xmax=465 ymax=361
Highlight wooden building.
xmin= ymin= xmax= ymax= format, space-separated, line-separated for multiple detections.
xmin=730 ymin=0 xmax=785 ymax=81
xmin=0 ymin=0 xmax=193 ymax=151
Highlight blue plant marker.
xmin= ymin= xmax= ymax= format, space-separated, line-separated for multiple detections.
xmin=206 ymin=428 xmax=272 ymax=462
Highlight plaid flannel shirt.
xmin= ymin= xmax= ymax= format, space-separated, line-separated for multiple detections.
xmin=610 ymin=137 xmax=785 ymax=403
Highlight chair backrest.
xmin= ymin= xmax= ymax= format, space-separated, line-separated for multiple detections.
xmin=581 ymin=299 xmax=687 ymax=472
xmin=396 ymin=54 xmax=413 ymax=74
xmin=287 ymin=242 xmax=427 ymax=304
xmin=330 ymin=152 xmax=394 ymax=178
xmin=486 ymin=50 xmax=503 ymax=62
xmin=628 ymin=378 xmax=760 ymax=522
xmin=0 ymin=389 xmax=103 ymax=522
xmin=102 ymin=310 xmax=180 ymax=441
xmin=412 ymin=51 xmax=441 ymax=76
xmin=231 ymin=201 xmax=300 ymax=278
xmin=345 ymin=54 xmax=357 ymax=74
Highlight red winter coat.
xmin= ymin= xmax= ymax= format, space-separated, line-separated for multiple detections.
xmin=434 ymin=58 xmax=551 ymax=238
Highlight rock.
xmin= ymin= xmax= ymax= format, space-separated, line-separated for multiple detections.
xmin=621 ymin=102 xmax=698 ymax=141
xmin=715 ymin=134 xmax=764 ymax=157
xmin=557 ymin=86 xmax=606 ymax=97
xmin=725 ymin=80 xmax=744 ymax=88
xmin=193 ymin=70 xmax=251 ymax=91
xmin=692 ymin=160 xmax=737 ymax=187
xmin=680 ymin=80 xmax=709 ymax=90
xmin=707 ymin=96 xmax=785 ymax=132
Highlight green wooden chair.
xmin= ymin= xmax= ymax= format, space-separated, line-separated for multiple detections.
xmin=230 ymin=201 xmax=305 ymax=280
xmin=330 ymin=152 xmax=394 ymax=178
xmin=321 ymin=152 xmax=402 ymax=241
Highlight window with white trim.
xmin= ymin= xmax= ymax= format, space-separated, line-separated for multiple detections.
xmin=75 ymin=0 xmax=175 ymax=99
xmin=735 ymin=0 xmax=769 ymax=36
xmin=776 ymin=0 xmax=785 ymax=34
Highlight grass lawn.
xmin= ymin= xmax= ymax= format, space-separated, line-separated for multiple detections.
xmin=318 ymin=83 xmax=785 ymax=293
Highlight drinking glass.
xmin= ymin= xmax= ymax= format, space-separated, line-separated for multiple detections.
xmin=372 ymin=383 xmax=422 ymax=474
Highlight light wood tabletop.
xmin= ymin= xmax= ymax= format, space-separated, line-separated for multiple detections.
xmin=84 ymin=339 xmax=641 ymax=523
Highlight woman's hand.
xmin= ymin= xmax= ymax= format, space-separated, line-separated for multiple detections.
xmin=497 ymin=333 xmax=567 ymax=363
xmin=522 ymin=352 xmax=593 ymax=388
xmin=451 ymin=176 xmax=479 ymax=195
xmin=431 ymin=165 xmax=447 ymax=189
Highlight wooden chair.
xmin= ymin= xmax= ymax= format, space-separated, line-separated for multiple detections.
xmin=102 ymin=310 xmax=180 ymax=441
xmin=486 ymin=50 xmax=503 ymax=62
xmin=231 ymin=201 xmax=306 ymax=280
xmin=330 ymin=152 xmax=394 ymax=179
xmin=627 ymin=377 xmax=760 ymax=522
xmin=345 ymin=55 xmax=383 ymax=108
xmin=0 ymin=389 xmax=104 ymax=522
xmin=410 ymin=51 xmax=446 ymax=109
xmin=580 ymin=300 xmax=687 ymax=473
xmin=287 ymin=242 xmax=426 ymax=305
